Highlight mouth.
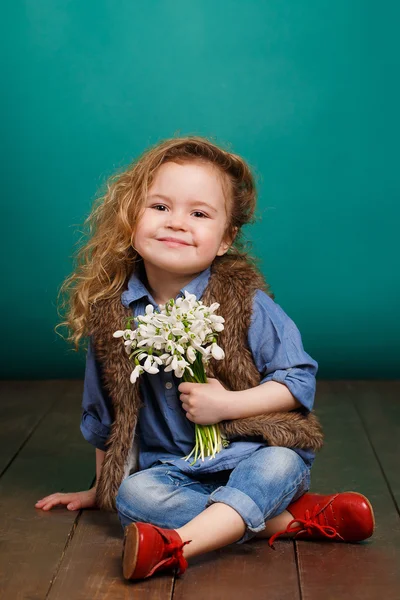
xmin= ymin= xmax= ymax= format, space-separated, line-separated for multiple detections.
xmin=157 ymin=238 xmax=191 ymax=247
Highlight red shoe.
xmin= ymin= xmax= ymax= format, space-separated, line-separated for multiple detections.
xmin=268 ymin=491 xmax=375 ymax=550
xmin=122 ymin=521 xmax=192 ymax=580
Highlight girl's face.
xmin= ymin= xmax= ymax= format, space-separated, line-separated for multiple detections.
xmin=132 ymin=161 xmax=233 ymax=277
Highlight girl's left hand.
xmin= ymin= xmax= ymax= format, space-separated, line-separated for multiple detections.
xmin=177 ymin=378 xmax=233 ymax=425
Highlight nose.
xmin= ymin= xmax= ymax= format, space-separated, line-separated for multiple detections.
xmin=165 ymin=208 xmax=188 ymax=231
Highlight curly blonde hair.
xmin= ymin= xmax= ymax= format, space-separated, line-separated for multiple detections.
xmin=55 ymin=135 xmax=262 ymax=351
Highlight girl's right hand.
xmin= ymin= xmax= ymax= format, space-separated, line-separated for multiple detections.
xmin=34 ymin=486 xmax=97 ymax=511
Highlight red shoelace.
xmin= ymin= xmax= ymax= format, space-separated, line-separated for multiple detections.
xmin=164 ymin=539 xmax=192 ymax=575
xmin=268 ymin=503 xmax=345 ymax=550
xmin=147 ymin=528 xmax=192 ymax=577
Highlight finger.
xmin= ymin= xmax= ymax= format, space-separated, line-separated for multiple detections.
xmin=44 ymin=497 xmax=71 ymax=509
xmin=39 ymin=501 xmax=67 ymax=511
xmin=35 ymin=493 xmax=61 ymax=504
xmin=36 ymin=494 xmax=73 ymax=510
xmin=36 ymin=491 xmax=70 ymax=503
xmin=67 ymin=498 xmax=82 ymax=510
xmin=40 ymin=501 xmax=60 ymax=511
xmin=35 ymin=496 xmax=61 ymax=507
xmin=178 ymin=382 xmax=197 ymax=393
xmin=35 ymin=493 xmax=67 ymax=506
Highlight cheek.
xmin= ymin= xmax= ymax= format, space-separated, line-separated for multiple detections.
xmin=135 ymin=214 xmax=157 ymax=237
xmin=201 ymin=225 xmax=225 ymax=245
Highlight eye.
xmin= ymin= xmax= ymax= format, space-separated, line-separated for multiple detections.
xmin=151 ymin=205 xmax=208 ymax=218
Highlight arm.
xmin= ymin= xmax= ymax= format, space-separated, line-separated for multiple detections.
xmin=80 ymin=336 xmax=114 ymax=451
xmin=228 ymin=290 xmax=318 ymax=420
xmin=82 ymin=337 xmax=113 ymax=486
xmin=227 ymin=379 xmax=302 ymax=420
xmin=35 ymin=340 xmax=112 ymax=512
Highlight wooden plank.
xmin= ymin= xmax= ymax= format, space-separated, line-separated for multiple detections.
xmin=173 ymin=538 xmax=299 ymax=600
xmin=0 ymin=380 xmax=94 ymax=600
xmin=352 ymin=380 xmax=400 ymax=512
xmin=296 ymin=381 xmax=400 ymax=600
xmin=0 ymin=380 xmax=60 ymax=476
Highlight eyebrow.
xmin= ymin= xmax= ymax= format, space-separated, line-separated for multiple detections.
xmin=147 ymin=194 xmax=218 ymax=215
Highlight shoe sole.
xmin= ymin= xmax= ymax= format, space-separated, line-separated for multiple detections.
xmin=122 ymin=523 xmax=140 ymax=580
xmin=343 ymin=491 xmax=376 ymax=537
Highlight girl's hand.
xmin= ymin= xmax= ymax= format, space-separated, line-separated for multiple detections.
xmin=178 ymin=377 xmax=234 ymax=425
xmin=34 ymin=486 xmax=97 ymax=511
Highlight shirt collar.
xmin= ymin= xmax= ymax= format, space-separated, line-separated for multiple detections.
xmin=121 ymin=265 xmax=212 ymax=309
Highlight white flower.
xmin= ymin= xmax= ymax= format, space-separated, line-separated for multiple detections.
xmin=199 ymin=329 xmax=207 ymax=343
xmin=186 ymin=346 xmax=197 ymax=364
xmin=191 ymin=340 xmax=208 ymax=356
xmin=137 ymin=324 xmax=157 ymax=337
xmin=137 ymin=339 xmax=150 ymax=347
xmin=184 ymin=290 xmax=198 ymax=303
xmin=124 ymin=340 xmax=134 ymax=354
xmin=190 ymin=320 xmax=205 ymax=334
xmin=164 ymin=355 xmax=179 ymax=373
xmin=151 ymin=335 xmax=167 ymax=350
xmin=176 ymin=291 xmax=198 ymax=310
xmin=174 ymin=357 xmax=194 ymax=378
xmin=130 ymin=365 xmax=144 ymax=383
xmin=208 ymin=302 xmax=220 ymax=312
xmin=113 ymin=330 xmax=125 ymax=338
xmin=143 ymin=355 xmax=160 ymax=374
xmin=193 ymin=308 xmax=207 ymax=320
xmin=209 ymin=314 xmax=225 ymax=324
xmin=171 ymin=325 xmax=185 ymax=334
xmin=210 ymin=342 xmax=225 ymax=360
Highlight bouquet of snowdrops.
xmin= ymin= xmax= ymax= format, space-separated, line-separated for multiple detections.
xmin=113 ymin=291 xmax=230 ymax=465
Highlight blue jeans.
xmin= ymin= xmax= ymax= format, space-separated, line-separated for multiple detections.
xmin=115 ymin=446 xmax=311 ymax=544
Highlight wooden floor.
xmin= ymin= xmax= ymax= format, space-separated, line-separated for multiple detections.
xmin=0 ymin=380 xmax=399 ymax=599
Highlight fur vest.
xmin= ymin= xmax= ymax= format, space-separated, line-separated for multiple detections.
xmin=89 ymin=254 xmax=324 ymax=511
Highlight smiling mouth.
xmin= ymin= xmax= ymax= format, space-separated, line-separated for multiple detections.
xmin=158 ymin=239 xmax=191 ymax=247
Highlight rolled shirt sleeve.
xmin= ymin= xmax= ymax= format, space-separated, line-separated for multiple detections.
xmin=80 ymin=336 xmax=114 ymax=450
xmin=247 ymin=290 xmax=318 ymax=412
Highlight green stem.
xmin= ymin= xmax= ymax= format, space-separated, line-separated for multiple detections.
xmin=181 ymin=352 xmax=230 ymax=464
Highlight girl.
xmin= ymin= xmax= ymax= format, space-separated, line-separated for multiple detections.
xmin=35 ymin=136 xmax=375 ymax=581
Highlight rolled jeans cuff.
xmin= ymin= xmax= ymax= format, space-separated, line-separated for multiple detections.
xmin=205 ymin=486 xmax=266 ymax=544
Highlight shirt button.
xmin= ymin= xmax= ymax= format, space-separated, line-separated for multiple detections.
xmin=165 ymin=382 xmax=173 ymax=390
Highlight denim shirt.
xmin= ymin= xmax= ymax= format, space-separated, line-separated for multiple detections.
xmin=81 ymin=266 xmax=319 ymax=473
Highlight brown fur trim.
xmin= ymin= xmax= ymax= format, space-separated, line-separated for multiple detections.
xmin=89 ymin=299 xmax=142 ymax=511
xmin=220 ymin=411 xmax=324 ymax=452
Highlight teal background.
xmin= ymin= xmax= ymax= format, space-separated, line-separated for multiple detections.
xmin=2 ymin=1 xmax=399 ymax=379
